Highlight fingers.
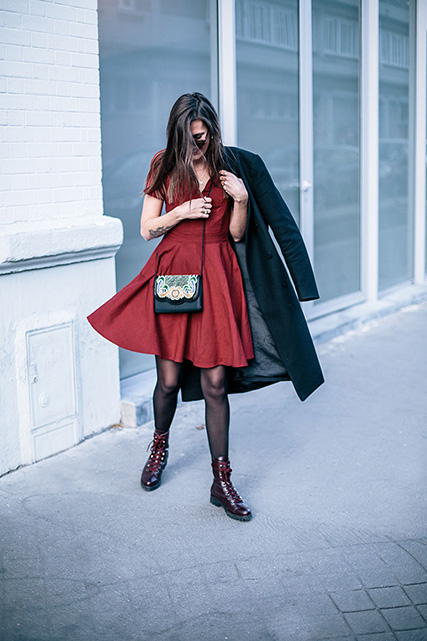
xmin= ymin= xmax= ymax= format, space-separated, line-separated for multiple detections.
xmin=183 ymin=197 xmax=212 ymax=219
xmin=220 ymin=175 xmax=230 ymax=194
xmin=219 ymin=171 xmax=247 ymax=203
xmin=194 ymin=197 xmax=211 ymax=218
xmin=200 ymin=197 xmax=212 ymax=215
xmin=219 ymin=173 xmax=237 ymax=200
xmin=219 ymin=170 xmax=228 ymax=188
xmin=219 ymin=170 xmax=238 ymax=192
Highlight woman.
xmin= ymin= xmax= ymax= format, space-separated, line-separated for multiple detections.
xmin=88 ymin=92 xmax=324 ymax=522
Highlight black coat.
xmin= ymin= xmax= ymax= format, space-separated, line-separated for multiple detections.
xmin=181 ymin=146 xmax=324 ymax=402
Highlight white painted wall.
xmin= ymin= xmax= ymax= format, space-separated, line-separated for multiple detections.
xmin=0 ymin=0 xmax=123 ymax=474
xmin=1 ymin=0 xmax=103 ymax=224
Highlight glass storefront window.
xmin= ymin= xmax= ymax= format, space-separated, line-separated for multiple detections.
xmin=96 ymin=0 xmax=424 ymax=382
xmin=312 ymin=0 xmax=361 ymax=303
xmin=235 ymin=0 xmax=300 ymax=223
xmin=378 ymin=0 xmax=412 ymax=290
xmin=98 ymin=0 xmax=215 ymax=378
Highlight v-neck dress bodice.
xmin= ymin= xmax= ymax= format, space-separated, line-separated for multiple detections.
xmin=87 ymin=154 xmax=254 ymax=369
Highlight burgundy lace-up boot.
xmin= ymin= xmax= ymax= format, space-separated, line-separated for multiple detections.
xmin=210 ymin=457 xmax=252 ymax=521
xmin=140 ymin=429 xmax=169 ymax=491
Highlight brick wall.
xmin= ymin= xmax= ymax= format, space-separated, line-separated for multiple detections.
xmin=0 ymin=0 xmax=103 ymax=224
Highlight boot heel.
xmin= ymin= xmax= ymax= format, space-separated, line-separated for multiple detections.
xmin=210 ymin=495 xmax=222 ymax=508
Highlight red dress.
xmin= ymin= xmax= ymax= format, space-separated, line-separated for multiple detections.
xmin=87 ymin=165 xmax=254 ymax=369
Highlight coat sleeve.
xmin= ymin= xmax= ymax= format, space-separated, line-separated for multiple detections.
xmin=244 ymin=152 xmax=320 ymax=302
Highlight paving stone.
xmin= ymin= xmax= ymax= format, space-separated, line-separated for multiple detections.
xmin=343 ymin=547 xmax=393 ymax=571
xmin=415 ymin=604 xmax=427 ymax=622
xmin=191 ymin=578 xmax=251 ymax=614
xmin=320 ymin=571 xmax=364 ymax=592
xmin=169 ymin=610 xmax=274 ymax=641
xmin=47 ymin=592 xmax=132 ymax=641
xmin=202 ymin=560 xmax=240 ymax=583
xmin=278 ymin=552 xmax=313 ymax=576
xmin=358 ymin=568 xmax=400 ymax=589
xmin=356 ymin=634 xmax=396 ymax=641
xmin=329 ymin=589 xmax=376 ymax=612
xmin=236 ymin=556 xmax=280 ymax=579
xmin=261 ymin=591 xmax=344 ymax=630
xmin=395 ymin=630 xmax=427 ymax=641
xmin=126 ymin=575 xmax=173 ymax=609
xmin=266 ymin=602 xmax=323 ymax=641
xmin=266 ymin=602 xmax=352 ymax=641
xmin=319 ymin=637 xmax=356 ymax=641
xmin=302 ymin=548 xmax=352 ymax=574
xmin=369 ymin=586 xmax=412 ymax=608
xmin=44 ymin=577 xmax=107 ymax=609
xmin=245 ymin=575 xmax=288 ymax=600
xmin=373 ymin=544 xmax=427 ymax=585
xmin=2 ymin=577 xmax=47 ymax=613
xmin=403 ymin=584 xmax=427 ymax=605
xmin=302 ymin=594 xmax=345 ymax=621
xmin=0 ymin=611 xmax=53 ymax=641
xmin=304 ymin=613 xmax=353 ymax=638
xmin=399 ymin=542 xmax=427 ymax=571
xmin=380 ymin=606 xmax=426 ymax=631
xmin=279 ymin=573 xmax=327 ymax=596
xmin=162 ymin=566 xmax=206 ymax=589
xmin=344 ymin=610 xmax=390 ymax=634
xmin=400 ymin=572 xmax=427 ymax=587
xmin=1 ymin=549 xmax=45 ymax=578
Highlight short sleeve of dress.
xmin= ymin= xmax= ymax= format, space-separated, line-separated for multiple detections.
xmin=143 ymin=150 xmax=166 ymax=201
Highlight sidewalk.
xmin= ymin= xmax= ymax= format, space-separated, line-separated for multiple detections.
xmin=1 ymin=302 xmax=427 ymax=641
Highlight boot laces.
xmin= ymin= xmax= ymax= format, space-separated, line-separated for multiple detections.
xmin=215 ymin=463 xmax=243 ymax=504
xmin=222 ymin=478 xmax=243 ymax=504
xmin=145 ymin=433 xmax=168 ymax=472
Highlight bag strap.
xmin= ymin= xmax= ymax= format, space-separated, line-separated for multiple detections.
xmin=155 ymin=178 xmax=213 ymax=277
xmin=199 ymin=178 xmax=213 ymax=275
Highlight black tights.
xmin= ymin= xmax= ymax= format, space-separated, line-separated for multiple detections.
xmin=152 ymin=357 xmax=184 ymax=436
xmin=153 ymin=357 xmax=229 ymax=459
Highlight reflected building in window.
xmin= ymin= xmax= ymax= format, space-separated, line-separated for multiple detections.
xmin=312 ymin=0 xmax=361 ymax=303
xmin=378 ymin=0 xmax=411 ymax=290
xmin=236 ymin=0 xmax=300 ymax=220
xmin=95 ymin=0 xmax=426 ymax=381
xmin=98 ymin=0 xmax=214 ymax=377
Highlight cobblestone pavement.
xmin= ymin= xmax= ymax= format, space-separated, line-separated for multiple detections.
xmin=1 ymin=302 xmax=427 ymax=641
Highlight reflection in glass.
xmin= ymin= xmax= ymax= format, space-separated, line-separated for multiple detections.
xmin=98 ymin=0 xmax=214 ymax=378
xmin=312 ymin=0 xmax=361 ymax=303
xmin=235 ymin=0 xmax=300 ymax=222
xmin=379 ymin=0 xmax=411 ymax=290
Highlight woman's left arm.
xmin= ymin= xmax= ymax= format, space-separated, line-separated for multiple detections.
xmin=219 ymin=169 xmax=248 ymax=242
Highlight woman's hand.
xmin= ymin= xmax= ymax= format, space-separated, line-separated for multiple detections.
xmin=140 ymin=195 xmax=212 ymax=240
xmin=219 ymin=170 xmax=248 ymax=203
xmin=178 ymin=197 xmax=212 ymax=221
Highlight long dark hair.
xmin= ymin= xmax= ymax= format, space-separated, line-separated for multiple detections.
xmin=146 ymin=92 xmax=227 ymax=203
